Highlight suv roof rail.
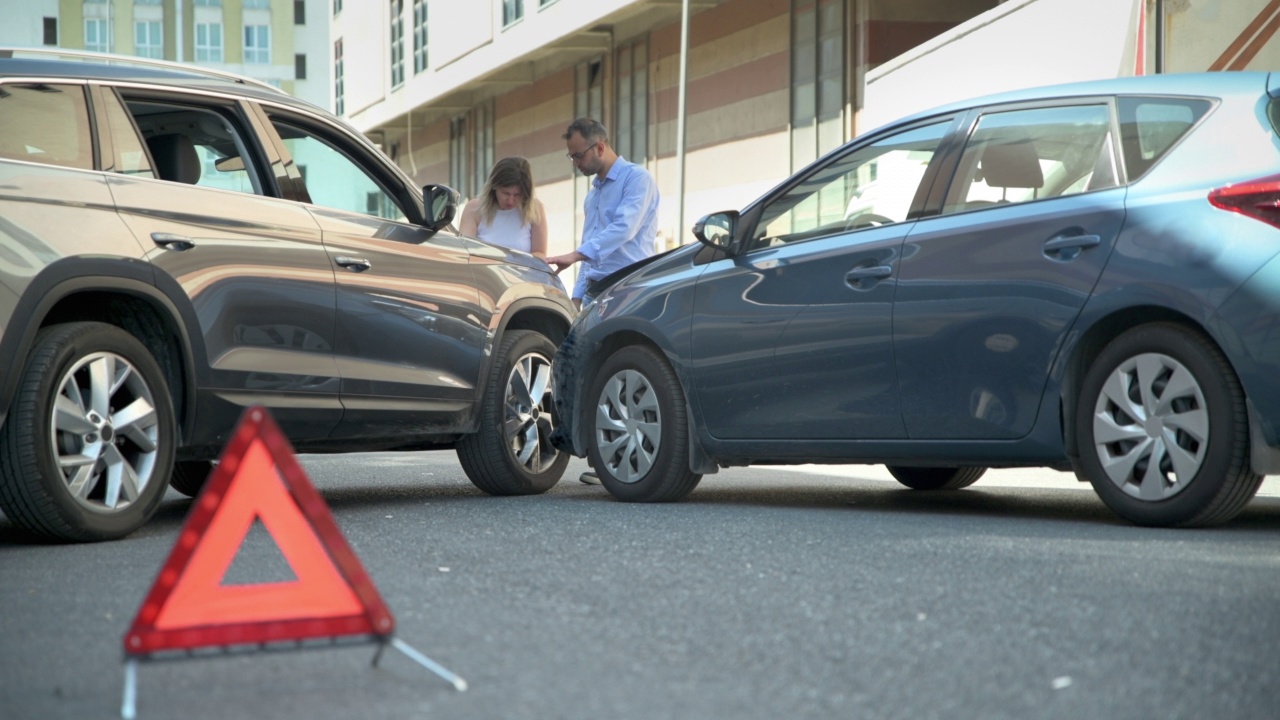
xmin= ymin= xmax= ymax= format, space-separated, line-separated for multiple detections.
xmin=0 ymin=46 xmax=285 ymax=94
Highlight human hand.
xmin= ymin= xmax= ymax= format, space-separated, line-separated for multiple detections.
xmin=545 ymin=250 xmax=587 ymax=274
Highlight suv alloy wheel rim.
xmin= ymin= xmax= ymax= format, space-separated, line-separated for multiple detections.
xmin=49 ymin=351 xmax=161 ymax=512
xmin=505 ymin=351 xmax=559 ymax=474
xmin=1091 ymin=351 xmax=1209 ymax=501
xmin=594 ymin=369 xmax=662 ymax=483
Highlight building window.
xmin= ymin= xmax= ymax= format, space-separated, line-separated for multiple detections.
xmin=539 ymin=0 xmax=557 ymax=7
xmin=135 ymin=0 xmax=162 ymax=5
xmin=449 ymin=116 xmax=467 ymax=196
xmin=471 ymin=102 xmax=494 ymax=197
xmin=194 ymin=0 xmax=222 ymax=6
xmin=334 ymin=39 xmax=345 ymax=115
xmin=244 ymin=0 xmax=270 ymax=8
xmin=295 ymin=0 xmax=306 ymax=24
xmin=195 ymin=23 xmax=223 ymax=62
xmin=245 ymin=25 xmax=270 ymax=64
xmin=135 ymin=21 xmax=163 ymax=59
xmin=791 ymin=0 xmax=844 ymax=171
xmin=412 ymin=0 xmax=428 ymax=74
xmin=295 ymin=53 xmax=307 ymax=80
xmin=43 ymin=17 xmax=57 ymax=46
xmin=390 ymin=0 xmax=405 ymax=87
xmin=614 ymin=40 xmax=648 ymax=163
xmin=85 ymin=19 xmax=111 ymax=53
xmin=503 ymin=0 xmax=524 ymax=26
xmin=333 ymin=0 xmax=342 ymax=16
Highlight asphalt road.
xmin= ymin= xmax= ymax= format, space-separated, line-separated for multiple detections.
xmin=2 ymin=453 xmax=1278 ymax=720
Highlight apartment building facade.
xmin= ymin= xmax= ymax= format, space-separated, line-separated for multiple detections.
xmin=333 ymin=0 xmax=1279 ymax=261
xmin=0 ymin=0 xmax=331 ymax=108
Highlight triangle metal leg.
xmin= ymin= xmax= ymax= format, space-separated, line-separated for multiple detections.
xmin=386 ymin=637 xmax=468 ymax=691
xmin=121 ymin=658 xmax=138 ymax=720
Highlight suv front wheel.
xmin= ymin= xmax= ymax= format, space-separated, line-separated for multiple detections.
xmin=458 ymin=329 xmax=568 ymax=494
xmin=0 ymin=322 xmax=176 ymax=542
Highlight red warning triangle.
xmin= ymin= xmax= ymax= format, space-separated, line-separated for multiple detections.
xmin=125 ymin=407 xmax=394 ymax=656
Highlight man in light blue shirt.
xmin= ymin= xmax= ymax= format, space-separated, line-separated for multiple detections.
xmin=546 ymin=117 xmax=659 ymax=310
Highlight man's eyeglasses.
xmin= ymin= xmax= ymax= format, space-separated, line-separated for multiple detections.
xmin=567 ymin=141 xmax=599 ymax=162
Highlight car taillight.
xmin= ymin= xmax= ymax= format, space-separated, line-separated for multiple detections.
xmin=1208 ymin=174 xmax=1280 ymax=229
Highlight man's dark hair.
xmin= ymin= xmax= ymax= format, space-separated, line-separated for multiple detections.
xmin=563 ymin=117 xmax=609 ymax=146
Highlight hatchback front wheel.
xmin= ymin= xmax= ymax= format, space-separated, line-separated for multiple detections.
xmin=586 ymin=345 xmax=701 ymax=502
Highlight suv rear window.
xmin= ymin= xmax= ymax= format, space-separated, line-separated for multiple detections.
xmin=0 ymin=83 xmax=94 ymax=170
xmin=1117 ymin=96 xmax=1212 ymax=180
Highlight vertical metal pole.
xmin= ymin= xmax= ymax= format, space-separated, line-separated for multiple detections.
xmin=674 ymin=0 xmax=690 ymax=248
xmin=176 ymin=0 xmax=185 ymax=63
xmin=1154 ymin=0 xmax=1164 ymax=73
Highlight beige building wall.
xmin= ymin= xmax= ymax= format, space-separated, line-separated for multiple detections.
xmin=363 ymin=0 xmax=1279 ymax=258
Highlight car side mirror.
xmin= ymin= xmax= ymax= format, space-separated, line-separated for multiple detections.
xmin=422 ymin=184 xmax=460 ymax=231
xmin=692 ymin=210 xmax=738 ymax=251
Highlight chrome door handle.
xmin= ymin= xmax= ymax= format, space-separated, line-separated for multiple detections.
xmin=334 ymin=256 xmax=372 ymax=272
xmin=150 ymin=232 xmax=195 ymax=251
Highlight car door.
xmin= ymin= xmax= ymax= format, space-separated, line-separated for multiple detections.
xmin=691 ymin=119 xmax=953 ymax=440
xmin=105 ymin=88 xmax=342 ymax=445
xmin=259 ymin=108 xmax=486 ymax=440
xmin=894 ymin=101 xmax=1126 ymax=440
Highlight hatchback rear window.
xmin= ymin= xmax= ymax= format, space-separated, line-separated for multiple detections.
xmin=1117 ymin=96 xmax=1211 ymax=180
xmin=0 ymin=83 xmax=94 ymax=170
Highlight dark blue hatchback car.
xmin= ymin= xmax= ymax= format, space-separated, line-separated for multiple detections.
xmin=551 ymin=72 xmax=1280 ymax=527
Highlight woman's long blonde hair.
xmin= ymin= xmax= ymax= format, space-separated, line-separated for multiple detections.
xmin=478 ymin=156 xmax=542 ymax=227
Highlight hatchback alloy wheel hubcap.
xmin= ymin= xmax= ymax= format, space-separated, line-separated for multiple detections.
xmin=595 ymin=369 xmax=661 ymax=483
xmin=51 ymin=352 xmax=160 ymax=512
xmin=1092 ymin=352 xmax=1208 ymax=501
xmin=505 ymin=351 xmax=558 ymax=473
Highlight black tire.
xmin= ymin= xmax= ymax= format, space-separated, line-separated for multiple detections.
xmin=169 ymin=460 xmax=216 ymax=498
xmin=887 ymin=465 xmax=986 ymax=490
xmin=586 ymin=345 xmax=701 ymax=502
xmin=458 ymin=330 xmax=569 ymax=495
xmin=0 ymin=322 xmax=176 ymax=542
xmin=1074 ymin=323 xmax=1262 ymax=527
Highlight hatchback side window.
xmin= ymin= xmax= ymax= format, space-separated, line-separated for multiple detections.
xmin=748 ymin=120 xmax=950 ymax=253
xmin=942 ymin=104 xmax=1116 ymax=215
xmin=269 ymin=118 xmax=408 ymax=222
xmin=0 ymin=83 xmax=94 ymax=171
xmin=1117 ymin=96 xmax=1211 ymax=180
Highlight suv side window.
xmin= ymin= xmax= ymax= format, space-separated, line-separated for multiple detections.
xmin=748 ymin=120 xmax=950 ymax=253
xmin=122 ymin=96 xmax=263 ymax=195
xmin=0 ymin=83 xmax=94 ymax=171
xmin=268 ymin=116 xmax=408 ymax=222
xmin=99 ymin=88 xmax=155 ymax=179
xmin=942 ymin=104 xmax=1117 ymax=215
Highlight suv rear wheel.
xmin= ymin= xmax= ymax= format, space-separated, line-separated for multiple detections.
xmin=458 ymin=330 xmax=568 ymax=494
xmin=0 ymin=322 xmax=175 ymax=542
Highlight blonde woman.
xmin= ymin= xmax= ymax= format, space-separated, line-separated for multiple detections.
xmin=458 ymin=156 xmax=548 ymax=257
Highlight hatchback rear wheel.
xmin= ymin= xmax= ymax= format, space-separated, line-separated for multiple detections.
xmin=1074 ymin=323 xmax=1262 ymax=527
xmin=0 ymin=322 xmax=175 ymax=542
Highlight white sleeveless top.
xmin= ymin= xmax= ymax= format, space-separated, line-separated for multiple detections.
xmin=476 ymin=207 xmax=533 ymax=253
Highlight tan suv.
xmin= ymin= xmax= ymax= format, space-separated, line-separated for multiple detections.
xmin=0 ymin=49 xmax=575 ymax=542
